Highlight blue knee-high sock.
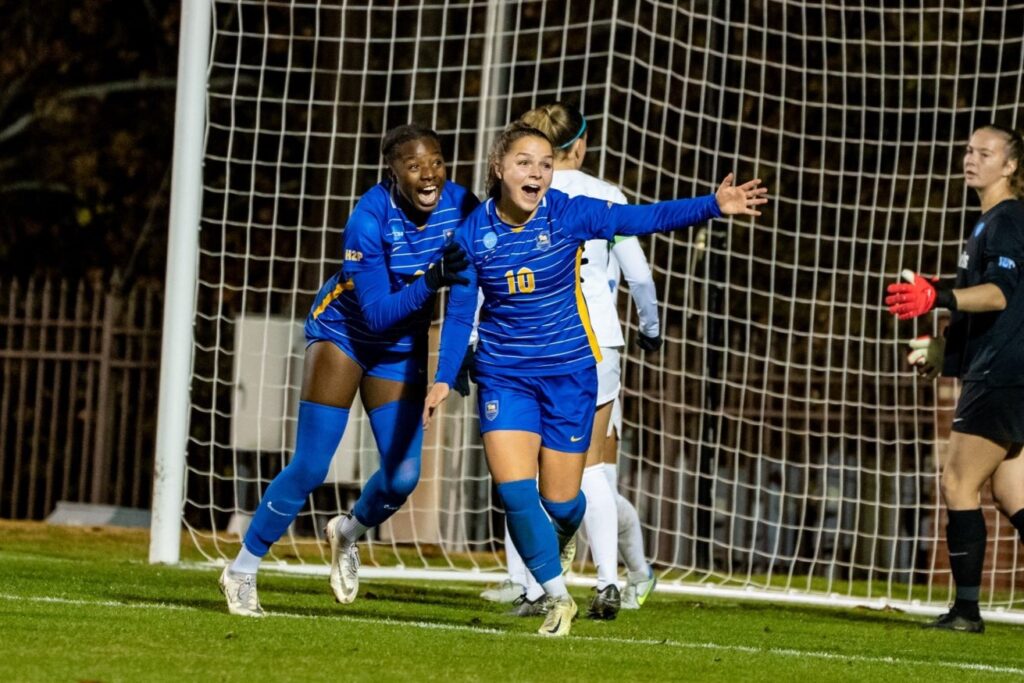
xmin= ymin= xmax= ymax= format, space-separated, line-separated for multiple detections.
xmin=352 ymin=399 xmax=423 ymax=528
xmin=244 ymin=401 xmax=349 ymax=555
xmin=541 ymin=492 xmax=587 ymax=549
xmin=498 ymin=479 xmax=562 ymax=584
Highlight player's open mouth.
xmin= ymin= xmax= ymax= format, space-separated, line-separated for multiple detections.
xmin=522 ymin=184 xmax=541 ymax=201
xmin=417 ymin=185 xmax=439 ymax=205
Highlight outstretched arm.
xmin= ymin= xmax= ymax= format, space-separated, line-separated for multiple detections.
xmin=566 ymin=174 xmax=768 ymax=241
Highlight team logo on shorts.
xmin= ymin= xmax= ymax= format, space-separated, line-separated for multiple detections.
xmin=483 ymin=231 xmax=498 ymax=250
xmin=536 ymin=230 xmax=551 ymax=251
xmin=484 ymin=400 xmax=499 ymax=420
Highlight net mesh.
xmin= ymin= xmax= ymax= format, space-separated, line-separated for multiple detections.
xmin=185 ymin=0 xmax=1024 ymax=614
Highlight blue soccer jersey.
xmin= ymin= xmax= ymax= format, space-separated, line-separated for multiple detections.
xmin=434 ymin=188 xmax=721 ymax=384
xmin=305 ymin=179 xmax=478 ymax=354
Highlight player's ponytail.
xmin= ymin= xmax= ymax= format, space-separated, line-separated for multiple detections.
xmin=519 ymin=102 xmax=586 ymax=158
xmin=486 ymin=122 xmax=552 ymax=199
xmin=979 ymin=124 xmax=1024 ymax=199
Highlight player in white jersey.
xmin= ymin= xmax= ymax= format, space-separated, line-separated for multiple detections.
xmin=481 ymin=103 xmax=659 ymax=619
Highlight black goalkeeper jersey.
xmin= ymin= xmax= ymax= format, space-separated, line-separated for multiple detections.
xmin=943 ymin=198 xmax=1024 ymax=384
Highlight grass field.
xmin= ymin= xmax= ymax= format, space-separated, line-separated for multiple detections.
xmin=3 ymin=521 xmax=1024 ymax=682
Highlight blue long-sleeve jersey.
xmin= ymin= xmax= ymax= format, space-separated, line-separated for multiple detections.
xmin=305 ymin=179 xmax=478 ymax=354
xmin=434 ymin=188 xmax=721 ymax=384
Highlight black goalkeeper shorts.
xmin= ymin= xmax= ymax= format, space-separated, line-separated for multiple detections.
xmin=952 ymin=381 xmax=1024 ymax=445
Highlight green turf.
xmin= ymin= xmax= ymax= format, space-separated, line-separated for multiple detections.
xmin=2 ymin=521 xmax=1024 ymax=682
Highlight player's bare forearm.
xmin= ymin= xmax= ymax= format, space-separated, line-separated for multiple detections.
xmin=952 ymin=283 xmax=1006 ymax=313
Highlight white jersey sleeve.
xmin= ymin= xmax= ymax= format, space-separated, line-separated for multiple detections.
xmin=611 ymin=237 xmax=659 ymax=338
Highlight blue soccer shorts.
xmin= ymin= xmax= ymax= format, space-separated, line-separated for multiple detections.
xmin=475 ymin=366 xmax=597 ymax=453
xmin=304 ymin=320 xmax=427 ymax=384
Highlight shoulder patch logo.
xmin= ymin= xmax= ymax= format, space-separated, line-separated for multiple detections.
xmin=484 ymin=400 xmax=499 ymax=421
xmin=344 ymin=249 xmax=363 ymax=262
xmin=973 ymin=222 xmax=986 ymax=237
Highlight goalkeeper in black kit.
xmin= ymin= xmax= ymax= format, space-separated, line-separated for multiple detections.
xmin=885 ymin=124 xmax=1024 ymax=634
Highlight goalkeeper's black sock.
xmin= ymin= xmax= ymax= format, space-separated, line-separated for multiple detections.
xmin=946 ymin=508 xmax=986 ymax=620
xmin=1008 ymin=508 xmax=1024 ymax=544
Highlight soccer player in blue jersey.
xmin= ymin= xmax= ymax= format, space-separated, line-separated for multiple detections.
xmin=219 ymin=124 xmax=478 ymax=617
xmin=886 ymin=124 xmax=1024 ymax=633
xmin=485 ymin=103 xmax=665 ymax=621
xmin=422 ymin=122 xmax=768 ymax=636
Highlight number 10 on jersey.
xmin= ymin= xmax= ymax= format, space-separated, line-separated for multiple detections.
xmin=505 ymin=267 xmax=536 ymax=294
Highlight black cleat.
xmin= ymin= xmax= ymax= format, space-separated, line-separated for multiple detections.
xmin=587 ymin=584 xmax=621 ymax=620
xmin=507 ymin=593 xmax=549 ymax=617
xmin=925 ymin=608 xmax=985 ymax=634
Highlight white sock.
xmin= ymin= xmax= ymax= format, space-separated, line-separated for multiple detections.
xmin=230 ymin=544 xmax=263 ymax=575
xmin=504 ymin=521 xmax=529 ymax=587
xmin=506 ymin=519 xmax=550 ymax=601
xmin=606 ymin=463 xmax=647 ymax=574
xmin=541 ymin=575 xmax=569 ymax=599
xmin=581 ymin=465 xmax=620 ymax=589
xmin=339 ymin=513 xmax=369 ymax=545
xmin=525 ymin=574 xmax=545 ymax=601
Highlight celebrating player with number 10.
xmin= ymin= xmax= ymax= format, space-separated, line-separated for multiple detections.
xmin=422 ymin=121 xmax=768 ymax=637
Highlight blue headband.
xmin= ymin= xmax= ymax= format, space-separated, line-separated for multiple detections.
xmin=557 ymin=118 xmax=588 ymax=149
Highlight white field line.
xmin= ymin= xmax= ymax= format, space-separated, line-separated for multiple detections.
xmin=1 ymin=592 xmax=1022 ymax=676
xmin=179 ymin=561 xmax=1024 ymax=626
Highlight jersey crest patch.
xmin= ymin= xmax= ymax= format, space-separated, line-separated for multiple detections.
xmin=483 ymin=231 xmax=498 ymax=250
xmin=391 ymin=225 xmax=404 ymax=240
xmin=484 ymin=400 xmax=499 ymax=421
xmin=536 ymin=230 xmax=551 ymax=251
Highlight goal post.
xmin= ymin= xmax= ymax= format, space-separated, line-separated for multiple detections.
xmin=155 ymin=0 xmax=1024 ymax=622
xmin=150 ymin=0 xmax=211 ymax=565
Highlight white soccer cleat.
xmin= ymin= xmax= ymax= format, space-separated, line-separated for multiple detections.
xmin=560 ymin=533 xmax=577 ymax=575
xmin=480 ymin=578 xmax=525 ymax=603
xmin=622 ymin=566 xmax=657 ymax=610
xmin=326 ymin=515 xmax=360 ymax=604
xmin=219 ymin=566 xmax=265 ymax=617
xmin=538 ymin=595 xmax=578 ymax=637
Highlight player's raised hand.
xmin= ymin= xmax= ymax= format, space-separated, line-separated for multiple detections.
xmin=715 ymin=173 xmax=768 ymax=216
xmin=422 ymin=381 xmax=450 ymax=430
xmin=885 ymin=269 xmax=937 ymax=320
xmin=906 ymin=334 xmax=944 ymax=380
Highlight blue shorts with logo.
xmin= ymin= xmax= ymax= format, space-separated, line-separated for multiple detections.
xmin=475 ymin=367 xmax=597 ymax=453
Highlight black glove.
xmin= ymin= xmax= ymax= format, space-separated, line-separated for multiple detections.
xmin=452 ymin=345 xmax=476 ymax=397
xmin=424 ymin=242 xmax=470 ymax=290
xmin=636 ymin=331 xmax=662 ymax=352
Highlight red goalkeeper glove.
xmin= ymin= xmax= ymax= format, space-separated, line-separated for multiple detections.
xmin=885 ymin=269 xmax=955 ymax=320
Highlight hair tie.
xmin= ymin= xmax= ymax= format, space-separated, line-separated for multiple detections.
xmin=557 ymin=118 xmax=587 ymax=149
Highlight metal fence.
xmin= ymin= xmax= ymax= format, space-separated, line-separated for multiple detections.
xmin=0 ymin=277 xmax=162 ymax=520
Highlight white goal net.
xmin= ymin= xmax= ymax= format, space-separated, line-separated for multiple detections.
xmin=171 ymin=0 xmax=1024 ymax=619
